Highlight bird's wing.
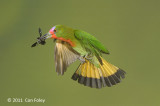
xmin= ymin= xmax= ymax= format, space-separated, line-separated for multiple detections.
xmin=74 ymin=30 xmax=109 ymax=64
xmin=54 ymin=40 xmax=80 ymax=75
xmin=74 ymin=30 xmax=109 ymax=54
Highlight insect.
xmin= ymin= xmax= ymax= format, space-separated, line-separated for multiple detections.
xmin=31 ymin=28 xmax=47 ymax=47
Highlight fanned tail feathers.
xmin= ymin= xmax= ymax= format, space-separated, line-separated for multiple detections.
xmin=72 ymin=57 xmax=126 ymax=88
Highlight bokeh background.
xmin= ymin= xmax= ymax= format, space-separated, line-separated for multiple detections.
xmin=0 ymin=0 xmax=160 ymax=106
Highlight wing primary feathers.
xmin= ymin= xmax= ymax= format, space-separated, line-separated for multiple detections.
xmin=54 ymin=40 xmax=80 ymax=75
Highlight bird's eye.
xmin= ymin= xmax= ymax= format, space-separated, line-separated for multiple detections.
xmin=54 ymin=29 xmax=57 ymax=32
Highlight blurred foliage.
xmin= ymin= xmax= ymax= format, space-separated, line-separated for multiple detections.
xmin=0 ymin=0 xmax=160 ymax=106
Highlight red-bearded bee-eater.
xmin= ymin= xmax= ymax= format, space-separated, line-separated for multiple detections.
xmin=33 ymin=25 xmax=126 ymax=88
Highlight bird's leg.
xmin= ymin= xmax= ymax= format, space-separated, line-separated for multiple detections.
xmin=78 ymin=53 xmax=93 ymax=63
xmin=85 ymin=53 xmax=93 ymax=60
xmin=78 ymin=56 xmax=86 ymax=63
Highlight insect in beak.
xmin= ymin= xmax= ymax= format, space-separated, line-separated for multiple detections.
xmin=31 ymin=28 xmax=47 ymax=47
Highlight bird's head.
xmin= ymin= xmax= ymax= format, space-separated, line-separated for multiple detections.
xmin=44 ymin=25 xmax=75 ymax=46
xmin=46 ymin=25 xmax=74 ymax=39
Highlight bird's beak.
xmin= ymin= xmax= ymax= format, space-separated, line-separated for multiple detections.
xmin=45 ymin=32 xmax=57 ymax=39
xmin=45 ymin=32 xmax=52 ymax=39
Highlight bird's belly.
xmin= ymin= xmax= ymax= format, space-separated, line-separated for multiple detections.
xmin=72 ymin=45 xmax=88 ymax=56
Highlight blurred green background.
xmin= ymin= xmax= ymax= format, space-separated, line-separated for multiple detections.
xmin=0 ymin=0 xmax=160 ymax=106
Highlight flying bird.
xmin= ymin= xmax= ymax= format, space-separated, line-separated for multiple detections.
xmin=31 ymin=25 xmax=126 ymax=88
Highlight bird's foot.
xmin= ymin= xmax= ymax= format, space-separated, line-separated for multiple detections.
xmin=79 ymin=57 xmax=86 ymax=64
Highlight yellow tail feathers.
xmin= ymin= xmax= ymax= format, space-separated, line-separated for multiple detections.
xmin=72 ymin=57 xmax=126 ymax=88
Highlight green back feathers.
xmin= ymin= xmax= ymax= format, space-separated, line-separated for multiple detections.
xmin=74 ymin=30 xmax=109 ymax=54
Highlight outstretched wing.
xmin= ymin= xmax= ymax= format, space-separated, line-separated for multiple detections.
xmin=54 ymin=40 xmax=80 ymax=75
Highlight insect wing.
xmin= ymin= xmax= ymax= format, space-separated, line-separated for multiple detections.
xmin=39 ymin=28 xmax=42 ymax=37
xmin=31 ymin=42 xmax=38 ymax=47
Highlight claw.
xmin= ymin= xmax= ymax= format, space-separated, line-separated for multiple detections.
xmin=79 ymin=57 xmax=86 ymax=63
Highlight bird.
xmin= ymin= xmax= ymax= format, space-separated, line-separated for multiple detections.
xmin=32 ymin=25 xmax=126 ymax=89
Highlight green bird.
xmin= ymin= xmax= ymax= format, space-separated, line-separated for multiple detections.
xmin=32 ymin=25 xmax=126 ymax=88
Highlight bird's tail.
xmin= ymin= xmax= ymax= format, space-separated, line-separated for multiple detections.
xmin=72 ymin=57 xmax=126 ymax=88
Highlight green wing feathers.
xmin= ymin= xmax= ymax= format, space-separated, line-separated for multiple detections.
xmin=74 ymin=30 xmax=109 ymax=54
